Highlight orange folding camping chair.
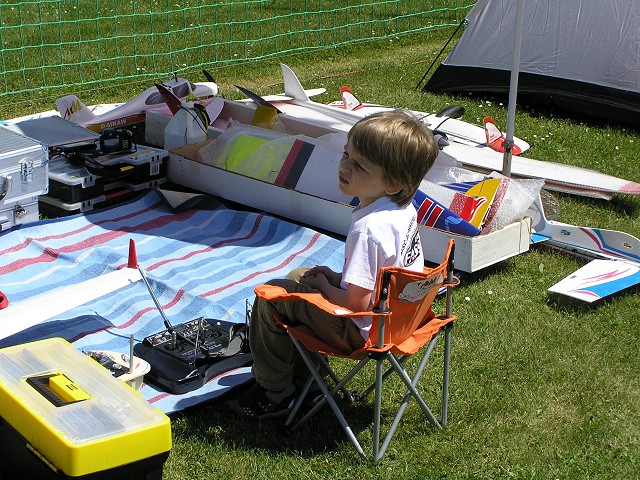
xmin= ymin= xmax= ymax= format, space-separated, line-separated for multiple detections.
xmin=253 ymin=239 xmax=458 ymax=462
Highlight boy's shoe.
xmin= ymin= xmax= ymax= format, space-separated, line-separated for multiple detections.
xmin=227 ymin=383 xmax=297 ymax=420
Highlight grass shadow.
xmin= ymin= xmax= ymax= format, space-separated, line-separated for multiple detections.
xmin=555 ymin=190 xmax=640 ymax=216
xmin=169 ymin=381 xmax=377 ymax=458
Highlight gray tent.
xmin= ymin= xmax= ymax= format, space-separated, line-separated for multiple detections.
xmin=423 ymin=0 xmax=640 ymax=128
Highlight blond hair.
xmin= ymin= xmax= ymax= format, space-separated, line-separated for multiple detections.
xmin=347 ymin=110 xmax=438 ymax=206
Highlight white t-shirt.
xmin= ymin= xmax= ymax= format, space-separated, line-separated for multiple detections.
xmin=341 ymin=196 xmax=424 ymax=338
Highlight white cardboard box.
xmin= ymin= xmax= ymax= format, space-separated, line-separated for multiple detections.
xmin=168 ymin=148 xmax=531 ymax=272
xmin=165 ymin=98 xmax=531 ymax=272
xmin=145 ymin=98 xmax=339 ymax=148
xmin=419 ymin=217 xmax=531 ymax=271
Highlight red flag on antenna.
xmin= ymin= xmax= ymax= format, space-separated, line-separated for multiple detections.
xmin=128 ymin=239 xmax=138 ymax=268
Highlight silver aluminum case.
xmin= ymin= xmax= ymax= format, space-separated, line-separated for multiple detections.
xmin=0 ymin=197 xmax=39 ymax=232
xmin=0 ymin=125 xmax=49 ymax=209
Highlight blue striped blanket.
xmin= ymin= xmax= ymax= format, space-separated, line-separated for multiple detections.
xmin=0 ymin=190 xmax=345 ymax=414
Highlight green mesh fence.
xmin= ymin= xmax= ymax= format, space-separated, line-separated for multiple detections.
xmin=0 ymin=0 xmax=473 ymax=101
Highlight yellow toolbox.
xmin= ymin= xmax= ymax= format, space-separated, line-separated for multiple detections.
xmin=0 ymin=338 xmax=171 ymax=479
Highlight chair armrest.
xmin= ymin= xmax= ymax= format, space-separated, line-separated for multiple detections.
xmin=254 ymin=284 xmax=387 ymax=318
xmin=442 ymin=275 xmax=461 ymax=288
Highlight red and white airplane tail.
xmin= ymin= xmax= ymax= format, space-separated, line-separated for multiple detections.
xmin=484 ymin=116 xmax=522 ymax=155
xmin=339 ymin=86 xmax=365 ymax=111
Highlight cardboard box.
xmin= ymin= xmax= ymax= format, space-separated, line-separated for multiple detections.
xmin=168 ymin=147 xmax=531 ymax=272
xmin=420 ymin=217 xmax=531 ymax=270
xmin=162 ymin=98 xmax=531 ymax=272
xmin=0 ymin=338 xmax=171 ymax=479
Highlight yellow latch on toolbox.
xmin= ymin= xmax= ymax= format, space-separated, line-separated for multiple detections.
xmin=26 ymin=372 xmax=92 ymax=406
xmin=48 ymin=373 xmax=91 ymax=403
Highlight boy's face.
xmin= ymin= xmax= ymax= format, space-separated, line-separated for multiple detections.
xmin=338 ymin=138 xmax=400 ymax=208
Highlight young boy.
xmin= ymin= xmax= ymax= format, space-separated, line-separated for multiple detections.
xmin=228 ymin=110 xmax=439 ymax=419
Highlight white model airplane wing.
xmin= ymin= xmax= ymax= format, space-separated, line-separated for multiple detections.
xmin=0 ymin=267 xmax=142 ymax=340
xmin=330 ymin=86 xmax=532 ymax=153
xmin=0 ymin=240 xmax=142 ymax=340
xmin=276 ymin=63 xmax=535 ymax=153
xmin=236 ymin=89 xmax=326 ymax=104
xmin=548 ymin=258 xmax=640 ymax=303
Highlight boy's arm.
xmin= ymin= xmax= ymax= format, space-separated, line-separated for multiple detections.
xmin=301 ymin=272 xmax=372 ymax=312
xmin=326 ymin=282 xmax=372 ymax=312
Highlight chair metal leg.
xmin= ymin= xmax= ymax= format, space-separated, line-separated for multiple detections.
xmin=370 ymin=351 xmax=438 ymax=461
xmin=386 ymin=349 xmax=441 ymax=427
xmin=359 ymin=354 xmax=408 ymax=400
xmin=287 ymin=336 xmax=369 ymax=460
xmin=285 ymin=324 xmax=454 ymax=463
xmin=286 ymin=374 xmax=314 ymax=426
xmin=291 ymin=354 xmax=368 ymax=428
xmin=320 ymin=355 xmax=357 ymax=404
xmin=372 ymin=357 xmax=384 ymax=460
xmin=441 ymin=324 xmax=452 ymax=426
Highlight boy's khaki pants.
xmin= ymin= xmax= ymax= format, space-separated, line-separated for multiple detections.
xmin=249 ymin=268 xmax=365 ymax=392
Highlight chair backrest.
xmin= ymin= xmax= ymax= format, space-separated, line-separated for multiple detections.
xmin=365 ymin=239 xmax=455 ymax=355
xmin=254 ymin=239 xmax=456 ymax=358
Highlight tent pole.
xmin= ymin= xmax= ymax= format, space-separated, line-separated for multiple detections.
xmin=503 ymin=0 xmax=525 ymax=177
xmin=417 ymin=19 xmax=467 ymax=92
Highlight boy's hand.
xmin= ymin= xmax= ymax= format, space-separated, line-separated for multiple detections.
xmin=304 ymin=266 xmax=341 ymax=287
xmin=301 ymin=267 xmax=371 ymax=312
xmin=300 ymin=269 xmax=330 ymax=292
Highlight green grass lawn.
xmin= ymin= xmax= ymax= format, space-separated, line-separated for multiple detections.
xmin=6 ymin=31 xmax=640 ymax=479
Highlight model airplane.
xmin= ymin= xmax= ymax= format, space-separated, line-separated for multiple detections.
xmin=0 ymin=240 xmax=142 ymax=341
xmin=238 ymin=63 xmax=640 ymax=200
xmin=524 ymin=192 xmax=640 ymax=302
xmin=528 ymin=194 xmax=640 ymax=263
xmin=56 ymin=76 xmax=219 ymax=131
xmin=238 ymin=63 xmax=531 ymax=150
xmin=326 ymin=84 xmax=529 ymax=153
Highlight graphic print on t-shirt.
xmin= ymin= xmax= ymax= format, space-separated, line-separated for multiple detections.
xmin=403 ymin=229 xmax=422 ymax=267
